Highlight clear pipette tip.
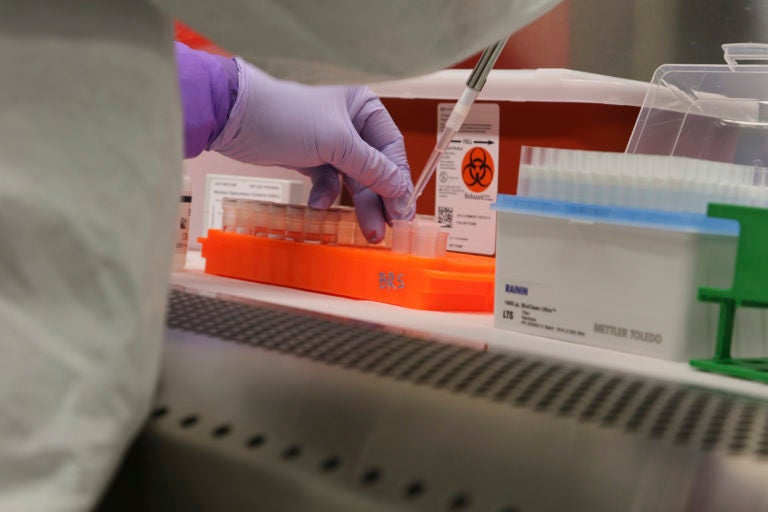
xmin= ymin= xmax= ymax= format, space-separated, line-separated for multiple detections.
xmin=403 ymin=36 xmax=509 ymax=214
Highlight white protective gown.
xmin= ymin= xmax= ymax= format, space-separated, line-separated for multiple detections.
xmin=0 ymin=0 xmax=559 ymax=510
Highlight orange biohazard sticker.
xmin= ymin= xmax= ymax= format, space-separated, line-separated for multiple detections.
xmin=461 ymin=147 xmax=495 ymax=193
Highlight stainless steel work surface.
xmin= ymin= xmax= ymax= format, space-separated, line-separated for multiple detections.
xmin=101 ymin=289 xmax=768 ymax=511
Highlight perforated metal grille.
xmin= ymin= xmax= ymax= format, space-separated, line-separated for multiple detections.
xmin=166 ymin=289 xmax=768 ymax=457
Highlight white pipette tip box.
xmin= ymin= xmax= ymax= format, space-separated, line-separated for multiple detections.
xmin=491 ymin=195 xmax=768 ymax=361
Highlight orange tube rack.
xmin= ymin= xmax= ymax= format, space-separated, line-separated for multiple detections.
xmin=199 ymin=230 xmax=495 ymax=311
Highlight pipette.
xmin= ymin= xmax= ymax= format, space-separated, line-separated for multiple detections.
xmin=404 ymin=36 xmax=510 ymax=213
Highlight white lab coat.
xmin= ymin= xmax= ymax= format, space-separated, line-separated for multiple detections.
xmin=0 ymin=0 xmax=558 ymax=510
xmin=155 ymin=0 xmax=562 ymax=84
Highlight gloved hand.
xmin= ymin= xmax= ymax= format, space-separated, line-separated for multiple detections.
xmin=210 ymin=59 xmax=414 ymax=243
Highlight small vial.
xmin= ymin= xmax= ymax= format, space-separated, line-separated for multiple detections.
xmin=391 ymin=219 xmax=413 ymax=254
xmin=268 ymin=203 xmax=287 ymax=239
xmin=285 ymin=205 xmax=306 ymax=242
xmin=350 ymin=211 xmax=370 ymax=247
xmin=352 ymin=222 xmax=370 ymax=247
xmin=435 ymin=229 xmax=449 ymax=257
xmin=235 ymin=199 xmax=257 ymax=235
xmin=304 ymin=207 xmax=326 ymax=243
xmin=172 ymin=173 xmax=192 ymax=271
xmin=221 ymin=197 xmax=239 ymax=233
xmin=381 ymin=223 xmax=393 ymax=249
xmin=336 ymin=208 xmax=356 ymax=245
xmin=252 ymin=201 xmax=271 ymax=237
xmin=412 ymin=220 xmax=439 ymax=258
xmin=322 ymin=208 xmax=341 ymax=244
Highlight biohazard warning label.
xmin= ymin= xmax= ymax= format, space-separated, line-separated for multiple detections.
xmin=462 ymin=147 xmax=494 ymax=193
xmin=435 ymin=103 xmax=499 ymax=255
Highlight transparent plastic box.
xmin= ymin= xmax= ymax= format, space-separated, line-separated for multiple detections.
xmin=628 ymin=43 xmax=768 ymax=169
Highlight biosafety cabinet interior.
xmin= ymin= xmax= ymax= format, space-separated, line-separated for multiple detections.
xmin=100 ymin=290 xmax=768 ymax=512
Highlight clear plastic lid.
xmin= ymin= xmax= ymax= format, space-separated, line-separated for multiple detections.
xmin=627 ymin=43 xmax=768 ymax=169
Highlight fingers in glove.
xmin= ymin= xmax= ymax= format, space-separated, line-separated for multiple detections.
xmin=299 ymin=165 xmax=341 ymax=209
xmin=352 ymin=189 xmax=386 ymax=244
xmin=353 ymin=93 xmax=414 ymax=220
xmin=325 ymin=93 xmax=411 ymax=207
xmin=344 ymin=174 xmax=386 ymax=243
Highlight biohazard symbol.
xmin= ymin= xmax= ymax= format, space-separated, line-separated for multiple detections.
xmin=461 ymin=147 xmax=494 ymax=193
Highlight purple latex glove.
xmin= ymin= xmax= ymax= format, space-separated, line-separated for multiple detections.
xmin=210 ymin=59 xmax=414 ymax=243
xmin=175 ymin=42 xmax=238 ymax=159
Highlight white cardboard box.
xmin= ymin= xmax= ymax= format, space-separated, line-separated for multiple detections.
xmin=492 ymin=196 xmax=768 ymax=361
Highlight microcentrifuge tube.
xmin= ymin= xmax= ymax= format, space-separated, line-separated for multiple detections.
xmin=268 ymin=203 xmax=287 ymax=239
xmin=435 ymin=229 xmax=449 ymax=257
xmin=322 ymin=208 xmax=341 ymax=244
xmin=352 ymin=219 xmax=370 ymax=247
xmin=221 ymin=198 xmax=238 ymax=233
xmin=236 ymin=199 xmax=257 ymax=235
xmin=285 ymin=205 xmax=306 ymax=242
xmin=391 ymin=219 xmax=413 ymax=254
xmin=304 ymin=207 xmax=326 ymax=243
xmin=336 ymin=208 xmax=356 ymax=245
xmin=412 ymin=220 xmax=439 ymax=258
xmin=252 ymin=201 xmax=271 ymax=237
xmin=381 ymin=223 xmax=393 ymax=249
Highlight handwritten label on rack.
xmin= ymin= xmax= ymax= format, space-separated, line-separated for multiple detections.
xmin=379 ymin=272 xmax=405 ymax=290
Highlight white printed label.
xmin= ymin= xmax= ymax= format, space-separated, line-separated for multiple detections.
xmin=496 ymin=276 xmax=672 ymax=357
xmin=175 ymin=196 xmax=192 ymax=254
xmin=495 ymin=278 xmax=560 ymax=332
xmin=435 ymin=103 xmax=499 ymax=255
xmin=205 ymin=176 xmax=301 ymax=233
